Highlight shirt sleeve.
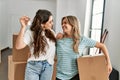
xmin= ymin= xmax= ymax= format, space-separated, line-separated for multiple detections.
xmin=23 ymin=29 xmax=33 ymax=46
xmin=82 ymin=36 xmax=97 ymax=48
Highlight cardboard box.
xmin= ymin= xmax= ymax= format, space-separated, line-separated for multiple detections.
xmin=12 ymin=33 xmax=30 ymax=62
xmin=8 ymin=55 xmax=57 ymax=80
xmin=77 ymin=54 xmax=108 ymax=80
xmin=8 ymin=55 xmax=27 ymax=80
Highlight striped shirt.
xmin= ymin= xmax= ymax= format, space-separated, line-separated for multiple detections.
xmin=56 ymin=36 xmax=97 ymax=80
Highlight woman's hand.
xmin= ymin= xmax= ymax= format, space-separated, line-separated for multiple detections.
xmin=15 ymin=16 xmax=30 ymax=50
xmin=107 ymin=62 xmax=112 ymax=76
xmin=20 ymin=16 xmax=30 ymax=28
xmin=56 ymin=33 xmax=63 ymax=39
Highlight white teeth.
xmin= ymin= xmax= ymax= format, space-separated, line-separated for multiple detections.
xmin=27 ymin=21 xmax=32 ymax=26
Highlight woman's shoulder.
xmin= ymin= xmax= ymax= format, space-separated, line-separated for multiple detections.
xmin=80 ymin=35 xmax=90 ymax=42
xmin=80 ymin=35 xmax=89 ymax=40
xmin=26 ymin=28 xmax=32 ymax=33
xmin=25 ymin=28 xmax=34 ymax=37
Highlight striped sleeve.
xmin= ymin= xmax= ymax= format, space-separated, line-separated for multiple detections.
xmin=82 ymin=36 xmax=97 ymax=48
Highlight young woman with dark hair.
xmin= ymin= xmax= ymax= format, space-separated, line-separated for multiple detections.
xmin=16 ymin=9 xmax=56 ymax=80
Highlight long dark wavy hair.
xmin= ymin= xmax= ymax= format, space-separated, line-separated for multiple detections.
xmin=30 ymin=9 xmax=56 ymax=57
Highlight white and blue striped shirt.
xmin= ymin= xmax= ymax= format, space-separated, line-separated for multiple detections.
xmin=56 ymin=36 xmax=97 ymax=80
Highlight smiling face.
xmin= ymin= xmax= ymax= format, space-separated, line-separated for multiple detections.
xmin=61 ymin=17 xmax=72 ymax=35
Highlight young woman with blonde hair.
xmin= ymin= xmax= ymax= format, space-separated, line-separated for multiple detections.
xmin=56 ymin=15 xmax=112 ymax=80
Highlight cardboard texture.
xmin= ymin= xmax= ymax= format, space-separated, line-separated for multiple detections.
xmin=12 ymin=33 xmax=30 ymax=62
xmin=8 ymin=55 xmax=26 ymax=80
xmin=77 ymin=54 xmax=108 ymax=80
xmin=8 ymin=55 xmax=57 ymax=80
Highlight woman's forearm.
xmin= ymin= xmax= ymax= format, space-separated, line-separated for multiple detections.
xmin=96 ymin=42 xmax=111 ymax=64
xmin=95 ymin=42 xmax=112 ymax=75
xmin=15 ymin=27 xmax=26 ymax=49
xmin=100 ymin=44 xmax=111 ymax=64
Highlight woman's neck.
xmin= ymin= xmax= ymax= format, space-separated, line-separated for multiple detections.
xmin=63 ymin=33 xmax=72 ymax=38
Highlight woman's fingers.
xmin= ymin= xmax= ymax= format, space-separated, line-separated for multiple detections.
xmin=20 ymin=16 xmax=30 ymax=27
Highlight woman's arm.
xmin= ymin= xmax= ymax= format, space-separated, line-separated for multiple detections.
xmin=95 ymin=42 xmax=112 ymax=76
xmin=15 ymin=16 xmax=30 ymax=49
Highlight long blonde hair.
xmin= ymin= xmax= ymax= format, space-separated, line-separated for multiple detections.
xmin=62 ymin=16 xmax=81 ymax=53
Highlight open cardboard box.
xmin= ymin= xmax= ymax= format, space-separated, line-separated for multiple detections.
xmin=12 ymin=33 xmax=30 ymax=62
xmin=77 ymin=54 xmax=109 ymax=80
xmin=8 ymin=55 xmax=26 ymax=80
xmin=8 ymin=55 xmax=57 ymax=80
